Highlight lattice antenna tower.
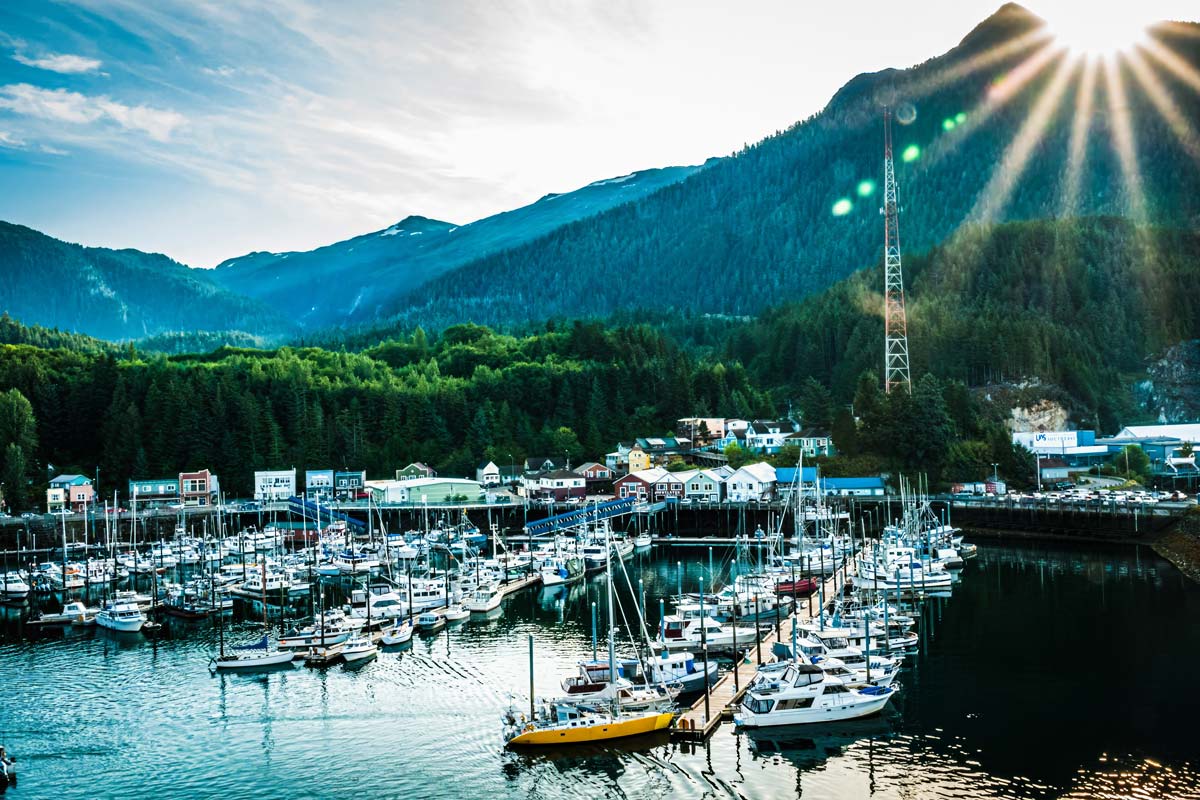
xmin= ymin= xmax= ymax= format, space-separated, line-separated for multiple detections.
xmin=881 ymin=107 xmax=911 ymax=395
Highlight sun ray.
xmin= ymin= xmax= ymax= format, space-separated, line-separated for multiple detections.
xmin=1102 ymin=57 xmax=1148 ymax=222
xmin=920 ymin=42 xmax=1062 ymax=171
xmin=904 ymin=28 xmax=1053 ymax=102
xmin=970 ymin=53 xmax=1076 ymax=223
xmin=1140 ymin=37 xmax=1200 ymax=95
xmin=1125 ymin=48 xmax=1200 ymax=163
xmin=1061 ymin=56 xmax=1099 ymax=216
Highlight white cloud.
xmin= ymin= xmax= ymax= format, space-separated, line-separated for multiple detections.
xmin=0 ymin=131 xmax=25 ymax=148
xmin=13 ymin=52 xmax=103 ymax=74
xmin=0 ymin=84 xmax=184 ymax=141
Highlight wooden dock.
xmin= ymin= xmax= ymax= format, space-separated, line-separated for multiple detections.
xmin=671 ymin=558 xmax=856 ymax=741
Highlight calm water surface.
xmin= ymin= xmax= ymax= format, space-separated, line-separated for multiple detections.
xmin=1 ymin=541 xmax=1198 ymax=800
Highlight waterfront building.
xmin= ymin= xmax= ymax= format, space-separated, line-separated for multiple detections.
xmin=726 ymin=462 xmax=777 ymax=502
xmin=305 ymin=469 xmax=334 ymax=499
xmin=476 ymin=461 xmax=502 ymax=487
xmin=254 ymin=469 xmax=297 ymax=502
xmin=47 ymin=474 xmax=95 ymax=512
xmin=334 ymin=470 xmax=367 ymax=499
xmin=819 ymin=476 xmax=887 ymax=497
xmin=128 ymin=478 xmax=180 ymax=506
xmin=178 ymin=469 xmax=218 ymax=506
xmin=368 ymin=477 xmax=484 ymax=504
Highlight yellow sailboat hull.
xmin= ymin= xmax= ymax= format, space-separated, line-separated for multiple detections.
xmin=507 ymin=711 xmax=674 ymax=746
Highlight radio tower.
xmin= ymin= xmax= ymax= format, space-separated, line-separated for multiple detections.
xmin=881 ymin=107 xmax=911 ymax=395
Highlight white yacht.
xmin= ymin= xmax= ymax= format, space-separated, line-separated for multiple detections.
xmin=96 ymin=600 xmax=147 ymax=632
xmin=1 ymin=571 xmax=30 ymax=601
xmin=380 ymin=619 xmax=414 ymax=645
xmin=734 ymin=662 xmax=896 ymax=728
xmin=340 ymin=634 xmax=379 ymax=663
xmin=658 ymin=616 xmax=759 ymax=652
xmin=464 ymin=584 xmax=503 ymax=613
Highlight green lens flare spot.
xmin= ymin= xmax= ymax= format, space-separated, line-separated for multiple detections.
xmin=942 ymin=118 xmax=956 ymax=131
xmin=955 ymin=112 xmax=967 ymax=124
xmin=856 ymin=180 xmax=876 ymax=197
xmin=832 ymin=198 xmax=853 ymax=216
xmin=902 ymin=144 xmax=920 ymax=163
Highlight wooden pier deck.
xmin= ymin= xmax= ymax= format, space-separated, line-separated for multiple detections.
xmin=671 ymin=558 xmax=856 ymax=741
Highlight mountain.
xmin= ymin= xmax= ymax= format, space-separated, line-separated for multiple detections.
xmin=209 ymin=163 xmax=711 ymax=327
xmin=716 ymin=216 xmax=1200 ymax=431
xmin=0 ymin=222 xmax=292 ymax=341
xmin=372 ymin=4 xmax=1200 ymax=332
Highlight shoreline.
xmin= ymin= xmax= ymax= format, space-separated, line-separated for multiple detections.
xmin=1148 ymin=511 xmax=1200 ymax=584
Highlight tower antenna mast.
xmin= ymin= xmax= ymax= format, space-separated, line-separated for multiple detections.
xmin=881 ymin=107 xmax=911 ymax=395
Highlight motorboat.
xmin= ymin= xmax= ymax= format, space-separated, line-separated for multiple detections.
xmin=416 ymin=610 xmax=447 ymax=633
xmin=557 ymin=662 xmax=678 ymax=711
xmin=340 ymin=634 xmax=379 ymax=663
xmin=33 ymin=600 xmax=97 ymax=624
xmin=658 ymin=616 xmax=758 ymax=652
xmin=96 ymin=600 xmax=147 ymax=632
xmin=539 ymin=555 xmax=584 ymax=587
xmin=444 ymin=604 xmax=470 ymax=622
xmin=380 ymin=619 xmax=414 ymax=645
xmin=503 ymin=702 xmax=673 ymax=746
xmin=629 ymin=650 xmax=718 ymax=693
xmin=1 ymin=571 xmax=30 ymax=601
xmin=464 ymin=584 xmax=503 ymax=613
xmin=304 ymin=642 xmax=345 ymax=666
xmin=346 ymin=585 xmax=408 ymax=620
xmin=733 ymin=663 xmax=896 ymax=728
xmin=634 ymin=533 xmax=652 ymax=550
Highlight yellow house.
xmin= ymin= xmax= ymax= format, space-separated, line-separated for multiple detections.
xmin=628 ymin=445 xmax=651 ymax=473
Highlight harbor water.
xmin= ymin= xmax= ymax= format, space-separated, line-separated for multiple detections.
xmin=1 ymin=541 xmax=1198 ymax=799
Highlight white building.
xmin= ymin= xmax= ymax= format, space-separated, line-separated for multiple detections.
xmin=254 ymin=469 xmax=297 ymax=502
xmin=726 ymin=463 xmax=777 ymax=502
xmin=475 ymin=460 xmax=501 ymax=487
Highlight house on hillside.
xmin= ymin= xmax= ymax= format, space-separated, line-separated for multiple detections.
xmin=676 ymin=417 xmax=728 ymax=448
xmin=744 ymin=420 xmax=800 ymax=454
xmin=476 ymin=461 xmax=501 ymax=487
xmin=396 ymin=463 xmax=436 ymax=480
xmin=788 ymin=429 xmax=835 ymax=457
xmin=524 ymin=456 xmax=567 ymax=473
xmin=523 ymin=469 xmax=587 ymax=502
xmin=726 ymin=463 xmax=777 ymax=502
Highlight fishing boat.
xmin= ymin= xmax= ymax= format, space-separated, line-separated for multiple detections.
xmin=96 ymin=600 xmax=147 ymax=632
xmin=416 ymin=610 xmax=447 ymax=633
xmin=538 ymin=555 xmax=583 ymax=587
xmin=504 ymin=702 xmax=674 ymax=746
xmin=733 ymin=663 xmax=896 ymax=728
xmin=633 ymin=533 xmax=652 ymax=550
xmin=380 ymin=619 xmax=414 ymax=645
xmin=340 ymin=634 xmax=379 ymax=663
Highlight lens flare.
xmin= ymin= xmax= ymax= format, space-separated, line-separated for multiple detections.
xmin=901 ymin=145 xmax=920 ymax=163
xmin=1051 ymin=12 xmax=1150 ymax=56
xmin=856 ymin=180 xmax=876 ymax=197
xmin=942 ymin=118 xmax=957 ymax=131
xmin=832 ymin=198 xmax=853 ymax=216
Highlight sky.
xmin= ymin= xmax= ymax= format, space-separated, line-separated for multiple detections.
xmin=0 ymin=0 xmax=1195 ymax=268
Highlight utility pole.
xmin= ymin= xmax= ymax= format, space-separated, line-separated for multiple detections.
xmin=881 ymin=107 xmax=911 ymax=395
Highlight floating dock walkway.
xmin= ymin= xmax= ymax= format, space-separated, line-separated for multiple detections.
xmin=671 ymin=558 xmax=856 ymax=741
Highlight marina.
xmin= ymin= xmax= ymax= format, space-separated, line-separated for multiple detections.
xmin=1 ymin=521 xmax=1197 ymax=797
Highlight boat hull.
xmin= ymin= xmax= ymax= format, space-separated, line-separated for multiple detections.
xmin=506 ymin=711 xmax=674 ymax=746
xmin=735 ymin=693 xmax=893 ymax=728
xmin=213 ymin=650 xmax=295 ymax=670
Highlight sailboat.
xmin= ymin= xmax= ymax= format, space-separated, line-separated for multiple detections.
xmin=212 ymin=560 xmax=294 ymax=670
xmin=503 ymin=525 xmax=675 ymax=747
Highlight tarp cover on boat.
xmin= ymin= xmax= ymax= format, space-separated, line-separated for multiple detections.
xmin=233 ymin=636 xmax=269 ymax=650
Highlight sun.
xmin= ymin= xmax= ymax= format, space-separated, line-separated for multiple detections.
xmin=1049 ymin=10 xmax=1151 ymax=56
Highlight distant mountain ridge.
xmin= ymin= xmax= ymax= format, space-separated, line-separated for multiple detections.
xmin=0 ymin=222 xmax=292 ymax=341
xmin=209 ymin=162 xmax=713 ymax=327
xmin=370 ymin=4 xmax=1200 ymax=331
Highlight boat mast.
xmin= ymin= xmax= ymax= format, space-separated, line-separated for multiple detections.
xmin=605 ymin=523 xmax=617 ymax=694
